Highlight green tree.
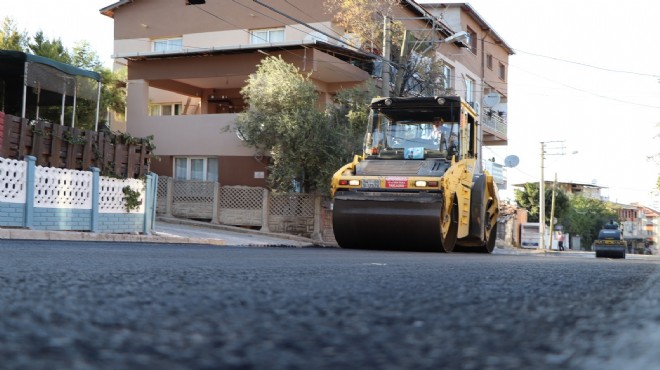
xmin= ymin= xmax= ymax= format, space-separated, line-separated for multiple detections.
xmin=564 ymin=195 xmax=618 ymax=250
xmin=70 ymin=40 xmax=103 ymax=71
xmin=326 ymin=80 xmax=379 ymax=164
xmin=0 ymin=17 xmax=28 ymax=51
xmin=28 ymin=30 xmax=70 ymax=63
xmin=237 ymin=56 xmax=339 ymax=193
xmin=99 ymin=67 xmax=127 ymax=123
xmin=514 ymin=182 xmax=569 ymax=223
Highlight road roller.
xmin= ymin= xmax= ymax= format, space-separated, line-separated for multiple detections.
xmin=594 ymin=221 xmax=626 ymax=259
xmin=331 ymin=96 xmax=499 ymax=252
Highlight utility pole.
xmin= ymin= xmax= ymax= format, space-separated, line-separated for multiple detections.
xmin=539 ymin=142 xmax=545 ymax=249
xmin=549 ymin=173 xmax=557 ymax=249
xmin=381 ymin=15 xmax=391 ymax=97
xmin=539 ymin=140 xmax=567 ymax=250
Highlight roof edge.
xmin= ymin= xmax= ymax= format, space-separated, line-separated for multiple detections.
xmin=115 ymin=40 xmax=375 ymax=62
xmin=100 ymin=0 xmax=133 ymax=18
xmin=446 ymin=2 xmax=515 ymax=55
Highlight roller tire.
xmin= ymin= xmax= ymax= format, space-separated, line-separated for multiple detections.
xmin=479 ymin=222 xmax=498 ymax=254
xmin=440 ymin=201 xmax=458 ymax=253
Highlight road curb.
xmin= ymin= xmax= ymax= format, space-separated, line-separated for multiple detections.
xmin=0 ymin=226 xmax=225 ymax=246
xmin=155 ymin=216 xmax=324 ymax=247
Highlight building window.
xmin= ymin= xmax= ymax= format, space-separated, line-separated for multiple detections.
xmin=441 ymin=65 xmax=452 ymax=90
xmin=465 ymin=76 xmax=474 ymax=104
xmin=466 ymin=27 xmax=477 ymax=54
xmin=486 ymin=54 xmax=493 ymax=70
xmin=153 ymin=37 xmax=183 ymax=52
xmin=174 ymin=157 xmax=218 ymax=181
xmin=150 ymin=103 xmax=182 ymax=116
xmin=498 ymin=62 xmax=506 ymax=80
xmin=250 ymin=28 xmax=285 ymax=44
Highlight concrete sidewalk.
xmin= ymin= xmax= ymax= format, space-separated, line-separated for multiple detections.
xmin=152 ymin=217 xmax=321 ymax=247
xmin=0 ymin=216 xmax=321 ymax=247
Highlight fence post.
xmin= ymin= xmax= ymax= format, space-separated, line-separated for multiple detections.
xmin=166 ymin=177 xmax=173 ymax=217
xmin=24 ymin=156 xmax=36 ymax=229
xmin=211 ymin=182 xmax=220 ymax=224
xmin=260 ymin=188 xmax=270 ymax=232
xmin=143 ymin=174 xmax=153 ymax=235
xmin=151 ymin=173 xmax=158 ymax=231
xmin=311 ymin=195 xmax=322 ymax=242
xmin=90 ymin=167 xmax=100 ymax=233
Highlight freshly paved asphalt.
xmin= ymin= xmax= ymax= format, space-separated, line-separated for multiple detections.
xmin=0 ymin=238 xmax=659 ymax=370
xmin=0 ymin=218 xmax=660 ymax=370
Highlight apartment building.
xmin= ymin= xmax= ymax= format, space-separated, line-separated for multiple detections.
xmin=420 ymin=2 xmax=512 ymax=146
xmin=619 ymin=204 xmax=659 ymax=253
xmin=100 ymin=0 xmax=509 ymax=186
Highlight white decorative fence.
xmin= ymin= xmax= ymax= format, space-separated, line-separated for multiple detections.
xmin=0 ymin=157 xmax=26 ymax=203
xmin=34 ymin=166 xmax=93 ymax=209
xmin=156 ymin=177 xmax=331 ymax=241
xmin=99 ymin=177 xmax=146 ymax=213
xmin=0 ymin=156 xmax=156 ymax=234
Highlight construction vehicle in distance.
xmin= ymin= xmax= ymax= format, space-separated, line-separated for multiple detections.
xmin=330 ymin=96 xmax=499 ymax=252
xmin=594 ymin=221 xmax=626 ymax=259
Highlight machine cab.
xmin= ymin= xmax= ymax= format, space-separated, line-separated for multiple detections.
xmin=364 ymin=96 xmax=478 ymax=161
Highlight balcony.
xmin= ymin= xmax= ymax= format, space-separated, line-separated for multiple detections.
xmin=482 ymin=109 xmax=507 ymax=146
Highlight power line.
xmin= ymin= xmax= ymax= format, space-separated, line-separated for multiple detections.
xmin=478 ymin=37 xmax=660 ymax=79
xmin=514 ymin=48 xmax=660 ymax=79
xmin=510 ymin=63 xmax=660 ymax=109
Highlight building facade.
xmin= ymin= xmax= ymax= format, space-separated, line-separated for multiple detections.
xmin=619 ymin=204 xmax=659 ymax=254
xmin=101 ymin=0 xmax=510 ymax=186
xmin=421 ymin=2 xmax=512 ymax=147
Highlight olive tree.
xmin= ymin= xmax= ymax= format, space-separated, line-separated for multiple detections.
xmin=237 ymin=56 xmax=346 ymax=194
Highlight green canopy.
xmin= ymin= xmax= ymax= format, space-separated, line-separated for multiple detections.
xmin=0 ymin=50 xmax=101 ymax=81
xmin=0 ymin=50 xmax=102 ymax=129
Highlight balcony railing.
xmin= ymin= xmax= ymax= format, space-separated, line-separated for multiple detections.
xmin=482 ymin=110 xmax=507 ymax=138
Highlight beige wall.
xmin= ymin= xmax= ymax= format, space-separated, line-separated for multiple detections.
xmin=109 ymin=0 xmax=509 ymax=169
xmin=428 ymin=5 xmax=510 ymax=98
xmin=111 ymin=0 xmax=336 ymax=41
xmin=150 ymin=155 xmax=268 ymax=187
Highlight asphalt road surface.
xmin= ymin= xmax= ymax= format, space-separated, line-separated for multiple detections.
xmin=1 ymin=240 xmax=659 ymax=370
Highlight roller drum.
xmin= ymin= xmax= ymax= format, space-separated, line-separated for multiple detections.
xmin=332 ymin=191 xmax=444 ymax=251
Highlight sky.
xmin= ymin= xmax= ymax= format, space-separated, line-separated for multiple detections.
xmin=2 ymin=0 xmax=659 ymax=206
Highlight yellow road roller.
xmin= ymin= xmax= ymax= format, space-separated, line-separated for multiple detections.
xmin=331 ymin=96 xmax=499 ymax=252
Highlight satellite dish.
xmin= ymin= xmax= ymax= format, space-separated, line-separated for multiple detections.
xmin=483 ymin=92 xmax=501 ymax=108
xmin=504 ymin=155 xmax=519 ymax=168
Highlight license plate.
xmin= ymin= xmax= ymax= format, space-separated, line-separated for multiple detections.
xmin=362 ymin=179 xmax=380 ymax=188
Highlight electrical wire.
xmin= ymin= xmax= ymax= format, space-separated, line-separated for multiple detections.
xmin=513 ymin=48 xmax=660 ymax=79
